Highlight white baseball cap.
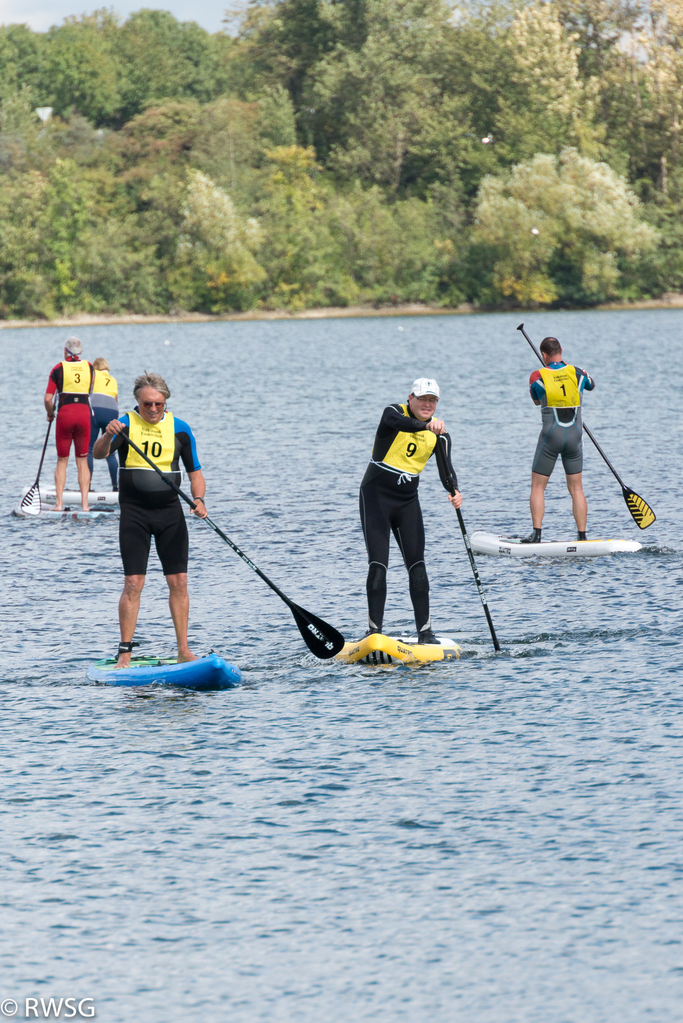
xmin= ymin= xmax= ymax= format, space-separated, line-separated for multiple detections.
xmin=64 ymin=336 xmax=83 ymax=357
xmin=411 ymin=377 xmax=440 ymax=398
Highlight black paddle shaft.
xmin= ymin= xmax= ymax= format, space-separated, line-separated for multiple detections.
xmin=20 ymin=419 xmax=53 ymax=513
xmin=119 ymin=433 xmax=344 ymax=658
xmin=34 ymin=419 xmax=53 ymax=485
xmin=516 ymin=323 xmax=656 ymax=529
xmin=435 ymin=436 xmax=501 ymax=652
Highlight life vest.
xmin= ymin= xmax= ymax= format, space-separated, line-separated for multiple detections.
xmin=539 ymin=365 xmax=580 ymax=407
xmin=124 ymin=409 xmax=176 ymax=472
xmin=92 ymin=369 xmax=117 ymax=397
xmin=58 ymin=360 xmax=92 ymax=407
xmin=376 ymin=404 xmax=437 ymax=475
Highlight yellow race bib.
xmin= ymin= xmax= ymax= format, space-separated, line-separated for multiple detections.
xmin=61 ymin=360 xmax=91 ymax=394
xmin=381 ymin=404 xmax=436 ymax=474
xmin=125 ymin=410 xmax=175 ymax=472
xmin=92 ymin=370 xmax=117 ymax=397
xmin=539 ymin=365 xmax=580 ymax=407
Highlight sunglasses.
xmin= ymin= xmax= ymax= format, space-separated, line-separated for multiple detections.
xmin=141 ymin=401 xmax=165 ymax=408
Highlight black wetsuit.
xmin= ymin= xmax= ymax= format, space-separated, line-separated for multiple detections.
xmin=359 ymin=404 xmax=457 ymax=635
xmin=109 ymin=412 xmax=200 ymax=576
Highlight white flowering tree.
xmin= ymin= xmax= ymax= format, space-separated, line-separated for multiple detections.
xmin=178 ymin=169 xmax=265 ymax=310
xmin=474 ymin=149 xmax=658 ymax=305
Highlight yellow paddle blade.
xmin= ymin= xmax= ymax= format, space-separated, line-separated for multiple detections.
xmin=625 ymin=489 xmax=656 ymax=529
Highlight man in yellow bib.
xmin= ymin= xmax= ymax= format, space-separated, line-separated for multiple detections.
xmin=44 ymin=336 xmax=93 ymax=512
xmin=93 ymin=372 xmax=208 ymax=668
xmin=524 ymin=336 xmax=595 ymax=543
xmin=360 ymin=378 xmax=462 ymax=642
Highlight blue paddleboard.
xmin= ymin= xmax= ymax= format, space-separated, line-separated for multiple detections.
xmin=86 ymin=653 xmax=241 ymax=689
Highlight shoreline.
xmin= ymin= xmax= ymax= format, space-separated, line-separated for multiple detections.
xmin=3 ymin=294 xmax=683 ymax=329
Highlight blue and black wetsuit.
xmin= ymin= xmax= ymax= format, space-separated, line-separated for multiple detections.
xmin=109 ymin=410 xmax=201 ymax=576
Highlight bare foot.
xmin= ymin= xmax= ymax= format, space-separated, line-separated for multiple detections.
xmin=177 ymin=652 xmax=198 ymax=663
xmin=54 ymin=506 xmax=63 ymax=512
xmin=115 ymin=655 xmax=131 ymax=669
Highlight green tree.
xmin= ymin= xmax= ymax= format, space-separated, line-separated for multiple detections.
xmin=44 ymin=11 xmax=123 ymax=124
xmin=494 ymin=4 xmax=604 ymax=163
xmin=0 ymin=23 xmax=45 ymax=100
xmin=310 ymin=0 xmax=472 ymax=192
xmin=474 ymin=148 xmax=657 ymax=305
xmin=114 ymin=10 xmax=230 ymax=124
xmin=176 ymin=169 xmax=265 ymax=310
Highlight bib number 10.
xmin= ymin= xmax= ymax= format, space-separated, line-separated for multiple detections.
xmin=141 ymin=440 xmax=162 ymax=458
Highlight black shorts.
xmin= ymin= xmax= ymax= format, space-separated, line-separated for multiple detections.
xmin=120 ymin=500 xmax=189 ymax=576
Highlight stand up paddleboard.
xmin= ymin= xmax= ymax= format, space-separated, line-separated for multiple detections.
xmin=337 ymin=633 xmax=461 ymax=665
xmin=86 ymin=654 xmax=241 ymax=689
xmin=13 ymin=486 xmax=119 ymax=519
xmin=470 ymin=531 xmax=642 ymax=558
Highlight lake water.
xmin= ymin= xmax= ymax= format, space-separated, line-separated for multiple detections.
xmin=1 ymin=309 xmax=681 ymax=1022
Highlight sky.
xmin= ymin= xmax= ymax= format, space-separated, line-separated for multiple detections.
xmin=0 ymin=0 xmax=242 ymax=34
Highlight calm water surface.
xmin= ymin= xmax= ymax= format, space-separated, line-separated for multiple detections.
xmin=1 ymin=310 xmax=682 ymax=1022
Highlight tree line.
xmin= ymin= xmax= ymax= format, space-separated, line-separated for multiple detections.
xmin=1 ymin=0 xmax=682 ymax=318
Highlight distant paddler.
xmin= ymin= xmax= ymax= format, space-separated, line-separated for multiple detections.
xmin=360 ymin=378 xmax=462 ymax=643
xmin=93 ymin=372 xmax=208 ymax=668
xmin=87 ymin=357 xmax=119 ymax=491
xmin=524 ymin=337 xmax=595 ymax=543
xmin=43 ymin=336 xmax=93 ymax=512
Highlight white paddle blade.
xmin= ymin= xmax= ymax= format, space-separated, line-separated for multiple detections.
xmin=20 ymin=485 xmax=41 ymax=516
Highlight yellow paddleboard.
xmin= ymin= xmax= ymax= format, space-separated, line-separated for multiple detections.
xmin=337 ymin=633 xmax=461 ymax=665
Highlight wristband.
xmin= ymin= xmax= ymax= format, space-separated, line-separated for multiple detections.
xmin=194 ymin=497 xmax=205 ymax=504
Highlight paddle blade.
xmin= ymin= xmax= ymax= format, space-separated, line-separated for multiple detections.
xmin=290 ymin=603 xmax=345 ymax=659
xmin=20 ymin=485 xmax=41 ymax=516
xmin=624 ymin=488 xmax=656 ymax=530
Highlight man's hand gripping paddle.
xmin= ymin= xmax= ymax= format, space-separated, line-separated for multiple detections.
xmin=517 ymin=323 xmax=656 ymax=530
xmin=122 ymin=434 xmax=345 ymax=659
xmin=435 ymin=434 xmax=501 ymax=652
xmin=20 ymin=419 xmax=53 ymax=516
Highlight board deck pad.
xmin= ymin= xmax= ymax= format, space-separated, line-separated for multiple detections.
xmin=470 ymin=530 xmax=642 ymax=558
xmin=337 ymin=633 xmax=461 ymax=665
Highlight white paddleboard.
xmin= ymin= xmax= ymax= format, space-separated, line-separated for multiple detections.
xmin=471 ymin=530 xmax=642 ymax=558
xmin=14 ymin=486 xmax=119 ymax=519
xmin=12 ymin=506 xmax=115 ymax=520
xmin=37 ymin=488 xmax=119 ymax=506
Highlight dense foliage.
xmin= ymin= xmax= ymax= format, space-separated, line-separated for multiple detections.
xmin=1 ymin=0 xmax=682 ymax=317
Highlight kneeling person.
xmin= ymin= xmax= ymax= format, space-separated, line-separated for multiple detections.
xmin=93 ymin=372 xmax=208 ymax=667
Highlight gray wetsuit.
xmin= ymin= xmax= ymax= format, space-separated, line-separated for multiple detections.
xmin=530 ymin=363 xmax=595 ymax=477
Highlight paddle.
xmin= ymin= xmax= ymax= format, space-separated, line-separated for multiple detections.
xmin=516 ymin=323 xmax=656 ymax=530
xmin=20 ymin=419 xmax=53 ymax=516
xmin=120 ymin=433 xmax=345 ymax=659
xmin=435 ymin=434 xmax=501 ymax=652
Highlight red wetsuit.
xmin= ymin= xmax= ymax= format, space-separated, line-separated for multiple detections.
xmin=46 ymin=362 xmax=94 ymax=458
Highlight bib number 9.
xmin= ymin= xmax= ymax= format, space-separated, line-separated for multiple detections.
xmin=406 ymin=442 xmax=417 ymax=457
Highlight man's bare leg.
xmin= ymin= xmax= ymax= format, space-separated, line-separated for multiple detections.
xmin=76 ymin=455 xmax=91 ymax=511
xmin=167 ymin=573 xmax=197 ymax=662
xmin=566 ymin=472 xmax=587 ymax=533
xmin=530 ymin=472 xmax=550 ymax=529
xmin=117 ymin=575 xmax=145 ymax=667
xmin=54 ymin=456 xmax=69 ymax=510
